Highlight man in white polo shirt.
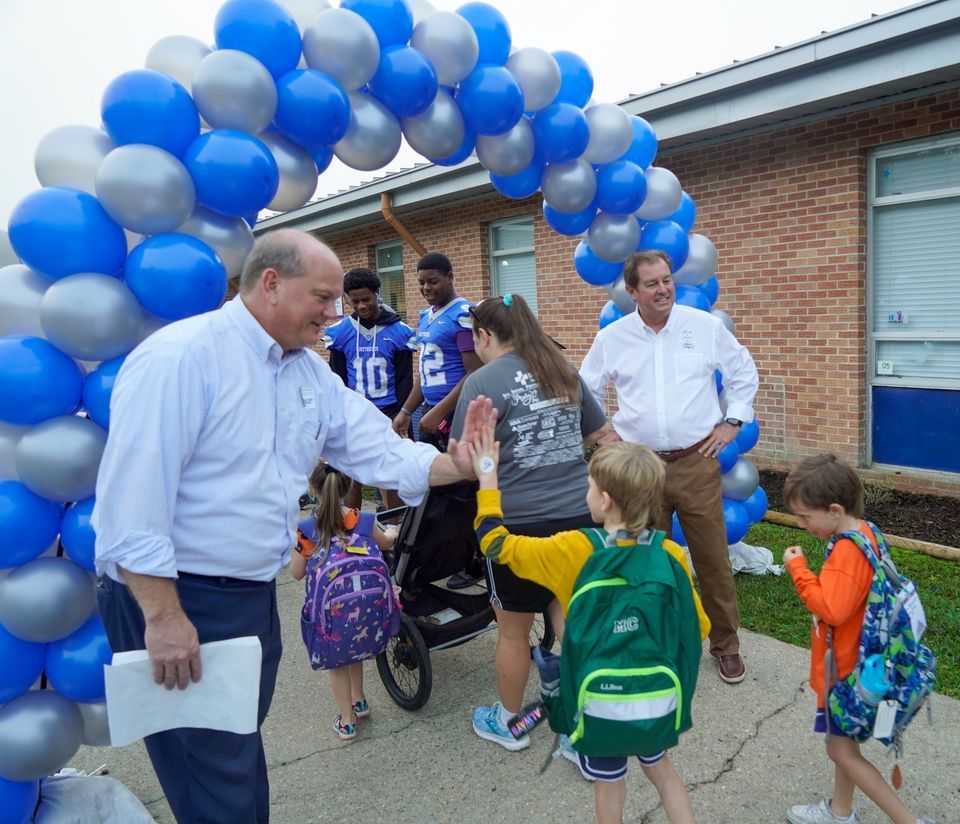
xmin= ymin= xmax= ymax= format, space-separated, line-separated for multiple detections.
xmin=580 ymin=249 xmax=759 ymax=684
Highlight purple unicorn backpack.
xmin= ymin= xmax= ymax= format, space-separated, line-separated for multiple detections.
xmin=299 ymin=510 xmax=401 ymax=670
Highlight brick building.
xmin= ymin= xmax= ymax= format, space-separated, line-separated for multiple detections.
xmin=259 ymin=0 xmax=960 ymax=495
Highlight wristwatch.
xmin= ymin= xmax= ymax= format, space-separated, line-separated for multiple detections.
xmin=724 ymin=417 xmax=743 ymax=428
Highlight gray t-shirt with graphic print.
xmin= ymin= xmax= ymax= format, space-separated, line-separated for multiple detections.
xmin=451 ymin=351 xmax=606 ymax=525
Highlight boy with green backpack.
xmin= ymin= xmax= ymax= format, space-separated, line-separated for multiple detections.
xmin=469 ymin=426 xmax=709 ymax=824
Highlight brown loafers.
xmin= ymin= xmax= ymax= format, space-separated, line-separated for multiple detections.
xmin=718 ymin=653 xmax=746 ymax=684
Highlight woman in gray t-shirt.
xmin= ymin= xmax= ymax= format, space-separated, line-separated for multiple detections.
xmin=451 ymin=293 xmax=609 ymax=752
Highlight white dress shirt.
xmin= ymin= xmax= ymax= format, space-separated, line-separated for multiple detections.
xmin=92 ymin=297 xmax=439 ymax=583
xmin=579 ymin=304 xmax=759 ymax=451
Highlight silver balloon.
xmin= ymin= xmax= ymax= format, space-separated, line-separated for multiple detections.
xmin=258 ymin=132 xmax=319 ymax=212
xmin=78 ymin=700 xmax=112 ymax=747
xmin=334 ymin=92 xmax=402 ymax=172
xmin=0 ymin=264 xmax=50 ymax=337
xmin=145 ymin=34 xmax=212 ymax=90
xmin=96 ymin=145 xmax=196 ymax=235
xmin=176 ymin=207 xmax=254 ymax=279
xmin=588 ymin=212 xmax=641 ymax=263
xmin=673 ymin=233 xmax=719 ymax=286
xmin=39 ymin=273 xmax=144 ymax=361
xmin=541 ymin=158 xmax=597 ymax=214
xmin=0 ymin=557 xmax=96 ymax=643
xmin=34 ymin=125 xmax=116 ymax=195
xmin=303 ymin=8 xmax=380 ymax=92
xmin=506 ymin=47 xmax=561 ymax=113
xmin=722 ymin=458 xmax=760 ymax=501
xmin=583 ymin=103 xmax=633 ymax=165
xmin=401 ymin=88 xmax=465 ymax=160
xmin=0 ymin=421 xmax=28 ymax=481
xmin=0 ymin=230 xmax=17 ymax=265
xmin=193 ymin=50 xmax=277 ymax=135
xmin=634 ymin=167 xmax=682 ymax=221
xmin=408 ymin=0 xmax=436 ymax=26
xmin=604 ymin=275 xmax=636 ymax=314
xmin=0 ymin=691 xmax=83 ymax=781
xmin=14 ymin=416 xmax=107 ymax=503
xmin=711 ymin=308 xmax=736 ymax=336
xmin=279 ymin=0 xmax=332 ymax=32
xmin=410 ymin=10 xmax=479 ymax=86
xmin=476 ymin=117 xmax=534 ymax=176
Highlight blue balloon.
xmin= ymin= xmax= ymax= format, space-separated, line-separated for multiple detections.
xmin=715 ymin=369 xmax=723 ymax=394
xmin=620 ymin=115 xmax=658 ymax=169
xmin=741 ymin=485 xmax=769 ymax=524
xmin=125 ymin=234 xmax=227 ymax=322
xmin=598 ymin=300 xmax=626 ymax=330
xmin=490 ymin=152 xmax=545 ymax=200
xmin=429 ymin=131 xmax=476 ymax=167
xmin=275 ymin=69 xmax=351 ymax=149
xmin=531 ymin=103 xmax=589 ymax=163
xmin=214 ymin=0 xmax=301 ymax=79
xmin=370 ymin=46 xmax=439 ymax=119
xmin=456 ymin=2 xmax=511 ymax=65
xmin=638 ymin=220 xmax=689 ymax=271
xmin=736 ymin=419 xmax=761 ymax=453
xmin=183 ymin=130 xmax=279 ymax=218
xmin=671 ymin=512 xmax=686 ymax=547
xmin=310 ymin=147 xmax=334 ymax=175
xmin=0 ymin=337 xmax=83 ymax=426
xmin=0 ymin=480 xmax=63 ymax=567
xmin=101 ymin=69 xmax=200 ymax=159
xmin=243 ymin=213 xmax=259 ymax=228
xmin=701 ymin=275 xmax=720 ymax=306
xmin=8 ymin=188 xmax=126 ymax=281
xmin=45 ymin=614 xmax=113 ymax=703
xmin=0 ymin=623 xmax=46 ymax=704
xmin=0 ymin=776 xmax=39 ymax=824
xmin=595 ymin=160 xmax=647 ymax=215
xmin=552 ymin=50 xmax=593 ymax=108
xmin=717 ymin=440 xmax=740 ymax=474
xmin=723 ymin=498 xmax=750 ymax=544
xmin=543 ymin=201 xmax=596 ymax=236
xmin=668 ymin=191 xmax=697 ymax=233
xmin=60 ymin=496 xmax=97 ymax=573
xmin=82 ymin=355 xmax=126 ymax=430
xmin=342 ymin=0 xmax=413 ymax=48
xmin=575 ymin=240 xmax=623 ymax=286
xmin=455 ymin=65 xmax=524 ymax=136
xmin=675 ymin=284 xmax=711 ymax=313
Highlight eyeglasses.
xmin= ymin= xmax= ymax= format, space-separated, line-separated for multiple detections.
xmin=467 ymin=304 xmax=486 ymax=331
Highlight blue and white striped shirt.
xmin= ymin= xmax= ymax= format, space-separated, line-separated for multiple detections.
xmin=92 ymin=296 xmax=439 ymax=582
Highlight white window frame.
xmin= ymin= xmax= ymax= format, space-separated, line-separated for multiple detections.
xmin=488 ymin=215 xmax=537 ymax=314
xmin=374 ymin=240 xmax=405 ymax=319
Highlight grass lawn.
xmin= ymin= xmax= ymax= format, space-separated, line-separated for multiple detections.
xmin=737 ymin=521 xmax=960 ymax=699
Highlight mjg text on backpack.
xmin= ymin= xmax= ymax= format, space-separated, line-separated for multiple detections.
xmin=543 ymin=528 xmax=703 ymax=758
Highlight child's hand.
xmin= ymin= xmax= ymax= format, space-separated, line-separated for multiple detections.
xmin=467 ymin=418 xmax=500 ymax=486
xmin=783 ymin=546 xmax=804 ymax=564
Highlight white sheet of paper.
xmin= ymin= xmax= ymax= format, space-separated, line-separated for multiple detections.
xmin=104 ymin=636 xmax=262 ymax=747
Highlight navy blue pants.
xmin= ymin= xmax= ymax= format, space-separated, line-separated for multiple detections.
xmin=98 ymin=573 xmax=283 ymax=824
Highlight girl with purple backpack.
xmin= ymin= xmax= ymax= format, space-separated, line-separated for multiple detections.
xmin=291 ymin=461 xmax=398 ymax=742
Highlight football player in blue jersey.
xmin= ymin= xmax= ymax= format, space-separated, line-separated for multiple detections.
xmin=325 ymin=267 xmax=416 ymax=513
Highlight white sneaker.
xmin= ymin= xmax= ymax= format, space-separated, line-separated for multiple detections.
xmin=558 ymin=735 xmax=594 ymax=781
xmin=787 ymin=798 xmax=860 ymax=824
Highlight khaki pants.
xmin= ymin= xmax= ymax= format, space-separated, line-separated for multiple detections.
xmin=653 ymin=451 xmax=741 ymax=658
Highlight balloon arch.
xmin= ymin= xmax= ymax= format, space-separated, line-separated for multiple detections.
xmin=0 ymin=0 xmax=765 ymax=814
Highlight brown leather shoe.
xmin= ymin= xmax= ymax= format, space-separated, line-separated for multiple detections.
xmin=718 ymin=654 xmax=746 ymax=684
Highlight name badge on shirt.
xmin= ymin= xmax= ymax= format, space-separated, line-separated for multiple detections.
xmin=681 ymin=330 xmax=694 ymax=351
xmin=299 ymin=387 xmax=316 ymax=409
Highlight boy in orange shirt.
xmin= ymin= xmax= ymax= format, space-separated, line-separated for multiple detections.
xmin=782 ymin=454 xmax=934 ymax=824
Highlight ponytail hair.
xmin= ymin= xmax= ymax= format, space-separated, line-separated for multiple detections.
xmin=469 ymin=294 xmax=579 ymax=402
xmin=307 ymin=461 xmax=352 ymax=549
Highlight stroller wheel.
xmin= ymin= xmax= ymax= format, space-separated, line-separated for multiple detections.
xmin=530 ymin=610 xmax=557 ymax=653
xmin=376 ymin=612 xmax=432 ymax=710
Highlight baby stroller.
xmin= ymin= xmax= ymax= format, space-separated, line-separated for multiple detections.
xmin=376 ymin=481 xmax=556 ymax=710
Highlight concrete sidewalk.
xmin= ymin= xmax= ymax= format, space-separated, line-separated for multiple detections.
xmin=71 ymin=573 xmax=959 ymax=822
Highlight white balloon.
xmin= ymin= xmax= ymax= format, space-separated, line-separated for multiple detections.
xmin=34 ymin=125 xmax=116 ymax=195
xmin=258 ymin=132 xmax=319 ymax=212
xmin=411 ymin=10 xmax=479 ymax=86
xmin=279 ymin=0 xmax=332 ymax=32
xmin=673 ymin=233 xmax=719 ymax=286
xmin=505 ymin=47 xmax=561 ymax=113
xmin=334 ymin=92 xmax=402 ymax=172
xmin=476 ymin=117 xmax=535 ymax=176
xmin=15 ymin=416 xmax=108 ymax=503
xmin=401 ymin=89 xmax=466 ymax=160
xmin=303 ymin=8 xmax=380 ymax=92
xmin=192 ymin=50 xmax=278 ymax=135
xmin=176 ymin=207 xmax=255 ymax=279
xmin=583 ymin=103 xmax=633 ymax=165
xmin=634 ymin=167 xmax=682 ymax=221
xmin=0 ymin=264 xmax=51 ymax=338
xmin=408 ymin=0 xmax=436 ymax=26
xmin=145 ymin=34 xmax=212 ymax=90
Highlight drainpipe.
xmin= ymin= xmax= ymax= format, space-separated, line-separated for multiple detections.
xmin=380 ymin=192 xmax=427 ymax=257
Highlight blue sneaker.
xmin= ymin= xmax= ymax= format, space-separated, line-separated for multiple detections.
xmin=472 ymin=703 xmax=530 ymax=751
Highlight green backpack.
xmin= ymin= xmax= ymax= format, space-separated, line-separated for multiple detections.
xmin=543 ymin=528 xmax=703 ymax=758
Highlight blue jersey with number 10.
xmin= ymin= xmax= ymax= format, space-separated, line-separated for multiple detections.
xmin=416 ymin=298 xmax=474 ymax=406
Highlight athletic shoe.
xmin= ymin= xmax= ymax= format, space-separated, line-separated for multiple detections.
xmin=558 ymin=735 xmax=595 ymax=781
xmin=332 ymin=714 xmax=357 ymax=742
xmin=786 ymin=798 xmax=861 ymax=824
xmin=447 ymin=570 xmax=481 ymax=589
xmin=472 ymin=703 xmax=530 ymax=751
xmin=352 ymin=698 xmax=371 ymax=719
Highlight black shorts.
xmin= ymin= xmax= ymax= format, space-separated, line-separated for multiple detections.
xmin=486 ymin=512 xmax=595 ymax=613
